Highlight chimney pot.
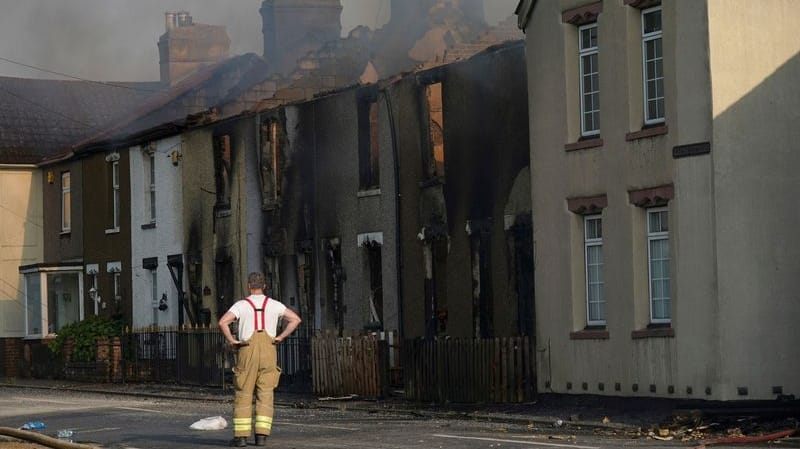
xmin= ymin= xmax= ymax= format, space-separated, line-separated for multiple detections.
xmin=178 ymin=11 xmax=193 ymax=27
xmin=165 ymin=11 xmax=176 ymax=31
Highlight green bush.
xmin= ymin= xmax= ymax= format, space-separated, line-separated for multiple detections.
xmin=48 ymin=316 xmax=123 ymax=362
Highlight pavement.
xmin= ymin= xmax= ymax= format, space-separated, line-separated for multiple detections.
xmin=1 ymin=378 xmax=798 ymax=445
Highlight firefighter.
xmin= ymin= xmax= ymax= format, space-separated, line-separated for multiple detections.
xmin=219 ymin=272 xmax=302 ymax=447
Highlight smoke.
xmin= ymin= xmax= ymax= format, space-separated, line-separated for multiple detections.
xmin=0 ymin=0 xmax=518 ymax=82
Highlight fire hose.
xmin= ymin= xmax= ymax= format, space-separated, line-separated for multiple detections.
xmin=0 ymin=427 xmax=97 ymax=449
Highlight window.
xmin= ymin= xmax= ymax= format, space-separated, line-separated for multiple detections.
xmin=113 ymin=272 xmax=121 ymax=302
xmin=46 ymin=273 xmax=81 ymax=334
xmin=425 ymin=82 xmax=445 ymax=178
xmin=214 ymin=134 xmax=232 ymax=210
xmin=61 ymin=171 xmax=71 ymax=232
xmin=25 ymin=273 xmax=42 ymax=336
xmin=358 ymin=99 xmax=380 ymax=190
xmin=579 ymin=23 xmax=599 ymax=136
xmin=647 ymin=207 xmax=670 ymax=322
xmin=23 ymin=270 xmax=82 ymax=336
xmin=641 ymin=6 xmax=664 ymax=124
xmin=359 ymin=233 xmax=383 ymax=328
xmin=584 ymin=215 xmax=605 ymax=325
xmin=112 ymin=160 xmax=120 ymax=229
xmin=147 ymin=149 xmax=156 ymax=223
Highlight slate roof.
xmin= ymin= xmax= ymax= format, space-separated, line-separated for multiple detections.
xmin=73 ymin=53 xmax=269 ymax=152
xmin=0 ymin=77 xmax=159 ymax=164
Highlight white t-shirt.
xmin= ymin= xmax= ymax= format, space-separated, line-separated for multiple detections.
xmin=226 ymin=295 xmax=287 ymax=341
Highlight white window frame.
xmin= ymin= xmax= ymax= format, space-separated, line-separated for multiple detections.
xmin=21 ymin=267 xmax=85 ymax=337
xmin=148 ymin=150 xmax=156 ymax=223
xmin=112 ymin=160 xmax=120 ymax=230
xmin=647 ymin=207 xmax=670 ymax=323
xmin=641 ymin=6 xmax=664 ymax=125
xmin=61 ymin=171 xmax=71 ymax=232
xmin=584 ymin=215 xmax=605 ymax=325
xmin=579 ymin=23 xmax=600 ymax=137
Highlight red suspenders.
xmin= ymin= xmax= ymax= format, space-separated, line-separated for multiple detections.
xmin=244 ymin=296 xmax=270 ymax=331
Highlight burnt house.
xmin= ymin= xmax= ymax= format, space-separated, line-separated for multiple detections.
xmin=244 ymin=40 xmax=530 ymax=339
xmin=386 ymin=40 xmax=532 ymax=339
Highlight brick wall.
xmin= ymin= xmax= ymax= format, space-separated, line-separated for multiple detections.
xmin=1 ymin=338 xmax=21 ymax=378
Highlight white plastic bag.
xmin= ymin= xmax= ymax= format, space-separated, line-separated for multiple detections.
xmin=189 ymin=416 xmax=228 ymax=430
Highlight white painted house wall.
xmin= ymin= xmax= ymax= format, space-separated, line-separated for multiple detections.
xmin=129 ymin=136 xmax=184 ymax=328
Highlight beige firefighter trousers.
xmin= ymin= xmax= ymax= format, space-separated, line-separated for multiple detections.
xmin=232 ymin=331 xmax=281 ymax=438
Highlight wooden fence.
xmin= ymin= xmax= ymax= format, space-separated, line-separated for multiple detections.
xmin=311 ymin=333 xmax=390 ymax=399
xmin=403 ymin=336 xmax=536 ymax=403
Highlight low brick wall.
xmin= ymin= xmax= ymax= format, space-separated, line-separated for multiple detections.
xmin=0 ymin=338 xmax=22 ymax=378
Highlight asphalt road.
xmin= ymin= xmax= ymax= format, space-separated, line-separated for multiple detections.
xmin=0 ymin=387 xmax=778 ymax=449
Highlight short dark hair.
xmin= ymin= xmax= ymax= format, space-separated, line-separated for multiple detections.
xmin=247 ymin=272 xmax=266 ymax=290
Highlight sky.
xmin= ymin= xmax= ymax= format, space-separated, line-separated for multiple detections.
xmin=0 ymin=0 xmax=518 ymax=82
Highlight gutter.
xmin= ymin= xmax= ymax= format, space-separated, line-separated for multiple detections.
xmin=0 ymin=164 xmax=37 ymax=169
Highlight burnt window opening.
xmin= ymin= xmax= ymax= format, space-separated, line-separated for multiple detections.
xmin=264 ymin=256 xmax=280 ymax=298
xmin=424 ymin=237 xmax=448 ymax=338
xmin=296 ymin=242 xmax=314 ymax=337
xmin=324 ymin=239 xmax=344 ymax=335
xmin=510 ymin=221 xmax=534 ymax=337
xmin=425 ymin=82 xmax=445 ymax=179
xmin=358 ymin=99 xmax=380 ymax=190
xmin=261 ymin=120 xmax=282 ymax=207
xmin=469 ymin=221 xmax=494 ymax=338
xmin=361 ymin=237 xmax=383 ymax=330
xmin=215 ymin=254 xmax=234 ymax=317
xmin=213 ymin=134 xmax=232 ymax=211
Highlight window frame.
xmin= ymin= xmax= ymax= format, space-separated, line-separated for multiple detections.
xmin=646 ymin=206 xmax=670 ymax=323
xmin=641 ymin=6 xmax=664 ymax=125
xmin=148 ymin=149 xmax=156 ymax=223
xmin=578 ymin=22 xmax=600 ymax=137
xmin=584 ymin=214 xmax=605 ymax=325
xmin=61 ymin=171 xmax=71 ymax=233
xmin=112 ymin=160 xmax=120 ymax=230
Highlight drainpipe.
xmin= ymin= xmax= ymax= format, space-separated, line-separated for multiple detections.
xmin=383 ymin=89 xmax=404 ymax=339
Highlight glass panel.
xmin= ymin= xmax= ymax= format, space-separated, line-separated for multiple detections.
xmin=25 ymin=274 xmax=42 ymax=335
xmin=47 ymin=273 xmax=81 ymax=333
xmin=63 ymin=190 xmax=71 ymax=230
xmin=655 ymin=38 xmax=663 ymax=58
xmin=644 ymin=9 xmax=662 ymax=34
xmin=581 ymin=29 xmax=590 ymax=50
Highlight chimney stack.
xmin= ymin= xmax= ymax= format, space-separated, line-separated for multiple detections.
xmin=260 ymin=0 xmax=343 ymax=75
xmin=158 ymin=11 xmax=230 ymax=85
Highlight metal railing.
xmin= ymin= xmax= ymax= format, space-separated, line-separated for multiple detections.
xmin=120 ymin=326 xmax=311 ymax=390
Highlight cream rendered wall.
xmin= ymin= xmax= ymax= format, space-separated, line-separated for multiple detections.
xmin=707 ymin=0 xmax=800 ymax=399
xmin=130 ymin=136 xmax=184 ymax=328
xmin=526 ymin=0 xmax=731 ymax=398
xmin=0 ymin=167 xmax=42 ymax=337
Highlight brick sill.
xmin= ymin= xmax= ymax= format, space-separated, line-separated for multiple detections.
xmin=626 ymin=124 xmax=668 ymax=141
xmin=570 ymin=329 xmax=609 ymax=340
xmin=631 ymin=327 xmax=674 ymax=339
xmin=565 ymin=137 xmax=603 ymax=152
